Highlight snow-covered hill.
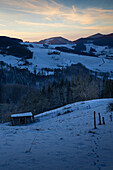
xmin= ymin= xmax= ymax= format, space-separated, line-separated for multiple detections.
xmin=0 ymin=99 xmax=113 ymax=170
xmin=0 ymin=33 xmax=113 ymax=79
xmin=0 ymin=42 xmax=113 ymax=78
xmin=37 ymin=36 xmax=72 ymax=45
xmin=73 ymin=33 xmax=113 ymax=47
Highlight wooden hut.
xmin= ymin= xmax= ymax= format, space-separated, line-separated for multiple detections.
xmin=11 ymin=112 xmax=33 ymax=126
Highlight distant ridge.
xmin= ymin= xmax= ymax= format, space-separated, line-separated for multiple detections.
xmin=88 ymin=33 xmax=113 ymax=39
xmin=88 ymin=33 xmax=104 ymax=39
xmin=37 ymin=36 xmax=72 ymax=45
xmin=104 ymin=33 xmax=113 ymax=38
xmin=0 ymin=36 xmax=32 ymax=59
xmin=73 ymin=33 xmax=113 ymax=47
xmin=0 ymin=36 xmax=23 ymax=43
xmin=0 ymin=36 xmax=23 ymax=47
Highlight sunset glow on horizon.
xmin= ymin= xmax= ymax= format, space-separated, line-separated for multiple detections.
xmin=0 ymin=0 xmax=113 ymax=42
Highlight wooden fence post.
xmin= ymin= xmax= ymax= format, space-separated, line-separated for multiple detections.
xmin=94 ymin=111 xmax=96 ymax=129
xmin=102 ymin=117 xmax=105 ymax=125
xmin=98 ymin=113 xmax=101 ymax=125
xmin=110 ymin=113 xmax=112 ymax=122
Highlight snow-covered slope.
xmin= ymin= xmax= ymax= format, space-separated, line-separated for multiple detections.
xmin=84 ymin=43 xmax=113 ymax=57
xmin=37 ymin=36 xmax=72 ymax=45
xmin=0 ymin=42 xmax=113 ymax=78
xmin=0 ymin=99 xmax=113 ymax=170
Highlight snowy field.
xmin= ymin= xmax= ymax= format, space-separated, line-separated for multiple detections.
xmin=0 ymin=43 xmax=113 ymax=76
xmin=0 ymin=99 xmax=113 ymax=170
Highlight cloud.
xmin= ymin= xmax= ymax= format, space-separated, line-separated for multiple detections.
xmin=0 ymin=29 xmax=68 ymax=41
xmin=0 ymin=24 xmax=6 ymax=26
xmin=1 ymin=23 xmax=113 ymax=42
xmin=83 ymin=25 xmax=113 ymax=32
xmin=16 ymin=20 xmax=77 ymax=28
xmin=1 ymin=0 xmax=113 ymax=26
xmin=0 ymin=0 xmax=63 ymax=16
xmin=0 ymin=0 xmax=113 ymax=41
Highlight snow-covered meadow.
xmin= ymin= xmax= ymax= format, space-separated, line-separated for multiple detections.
xmin=0 ymin=43 xmax=113 ymax=77
xmin=0 ymin=99 xmax=113 ymax=170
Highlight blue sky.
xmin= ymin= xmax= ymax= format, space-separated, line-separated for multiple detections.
xmin=56 ymin=0 xmax=113 ymax=9
xmin=0 ymin=0 xmax=113 ymax=41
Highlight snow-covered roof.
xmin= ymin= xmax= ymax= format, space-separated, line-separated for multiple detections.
xmin=11 ymin=112 xmax=32 ymax=118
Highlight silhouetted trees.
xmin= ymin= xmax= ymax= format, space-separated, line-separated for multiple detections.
xmin=14 ymin=73 xmax=100 ymax=116
xmin=0 ymin=61 xmax=113 ymax=123
xmin=102 ymin=78 xmax=113 ymax=98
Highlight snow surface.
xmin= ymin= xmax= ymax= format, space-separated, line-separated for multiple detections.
xmin=28 ymin=44 xmax=113 ymax=75
xmin=0 ymin=43 xmax=113 ymax=77
xmin=11 ymin=112 xmax=32 ymax=118
xmin=84 ymin=43 xmax=113 ymax=58
xmin=0 ymin=99 xmax=113 ymax=170
xmin=45 ymin=38 xmax=54 ymax=44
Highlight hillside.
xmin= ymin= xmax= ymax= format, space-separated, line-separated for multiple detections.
xmin=0 ymin=99 xmax=113 ymax=170
xmin=0 ymin=34 xmax=113 ymax=78
xmin=37 ymin=36 xmax=72 ymax=45
xmin=0 ymin=36 xmax=33 ymax=59
xmin=0 ymin=35 xmax=113 ymax=170
xmin=0 ymin=41 xmax=113 ymax=78
xmin=0 ymin=36 xmax=23 ymax=47
xmin=0 ymin=35 xmax=113 ymax=122
xmin=88 ymin=33 xmax=104 ymax=39
xmin=73 ymin=33 xmax=113 ymax=48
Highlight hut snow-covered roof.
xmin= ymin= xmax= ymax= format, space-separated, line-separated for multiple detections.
xmin=11 ymin=112 xmax=32 ymax=118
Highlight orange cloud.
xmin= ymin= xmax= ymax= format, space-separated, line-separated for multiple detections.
xmin=0 ymin=24 xmax=6 ymax=26
xmin=0 ymin=0 xmax=113 ymax=25
xmin=83 ymin=25 xmax=113 ymax=32
xmin=0 ymin=29 xmax=69 ymax=41
xmin=0 ymin=0 xmax=113 ymax=41
xmin=16 ymin=20 xmax=77 ymax=28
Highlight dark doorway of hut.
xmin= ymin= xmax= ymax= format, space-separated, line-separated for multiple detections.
xmin=20 ymin=117 xmax=25 ymax=124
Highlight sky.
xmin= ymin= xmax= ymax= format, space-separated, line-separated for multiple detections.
xmin=0 ymin=0 xmax=113 ymax=41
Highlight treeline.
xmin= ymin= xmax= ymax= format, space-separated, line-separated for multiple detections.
xmin=0 ymin=61 xmax=90 ymax=88
xmin=0 ymin=61 xmax=36 ymax=85
xmin=0 ymin=70 xmax=113 ymax=122
xmin=14 ymin=76 xmax=113 ymax=115
xmin=102 ymin=78 xmax=113 ymax=98
xmin=73 ymin=34 xmax=113 ymax=48
xmin=55 ymin=44 xmax=97 ymax=57
xmin=0 ymin=36 xmax=33 ymax=59
xmin=16 ymin=73 xmax=100 ymax=116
